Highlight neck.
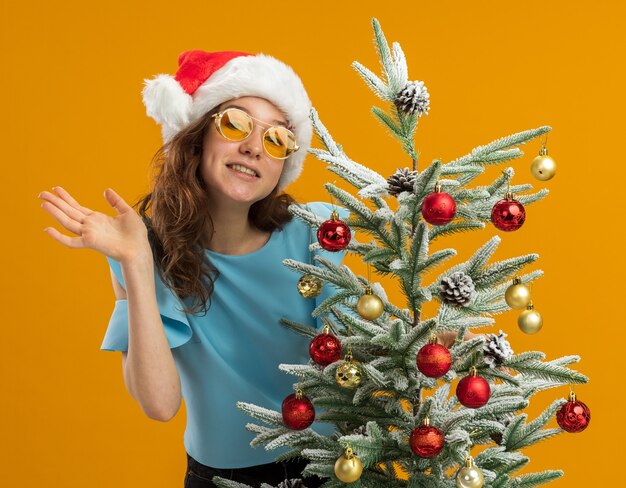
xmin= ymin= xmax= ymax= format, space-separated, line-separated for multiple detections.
xmin=204 ymin=199 xmax=269 ymax=255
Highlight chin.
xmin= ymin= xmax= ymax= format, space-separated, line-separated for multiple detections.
xmin=226 ymin=190 xmax=270 ymax=206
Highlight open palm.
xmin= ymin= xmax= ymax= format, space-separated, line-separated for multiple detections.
xmin=39 ymin=186 xmax=150 ymax=263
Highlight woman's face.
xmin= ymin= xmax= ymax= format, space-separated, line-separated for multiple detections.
xmin=199 ymin=96 xmax=288 ymax=209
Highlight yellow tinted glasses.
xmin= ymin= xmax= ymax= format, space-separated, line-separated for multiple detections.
xmin=211 ymin=108 xmax=299 ymax=160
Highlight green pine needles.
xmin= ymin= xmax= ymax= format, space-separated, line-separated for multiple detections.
xmin=215 ymin=18 xmax=589 ymax=488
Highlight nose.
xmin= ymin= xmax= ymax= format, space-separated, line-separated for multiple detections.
xmin=239 ymin=125 xmax=264 ymax=160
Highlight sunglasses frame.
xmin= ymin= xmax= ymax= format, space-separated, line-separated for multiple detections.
xmin=211 ymin=107 xmax=299 ymax=160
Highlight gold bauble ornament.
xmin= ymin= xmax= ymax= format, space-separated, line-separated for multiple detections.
xmin=530 ymin=145 xmax=556 ymax=181
xmin=297 ymin=274 xmax=323 ymax=298
xmin=357 ymin=287 xmax=384 ymax=321
xmin=335 ymin=355 xmax=362 ymax=389
xmin=504 ymin=277 xmax=531 ymax=309
xmin=456 ymin=456 xmax=484 ymax=488
xmin=334 ymin=447 xmax=363 ymax=483
xmin=518 ymin=303 xmax=543 ymax=334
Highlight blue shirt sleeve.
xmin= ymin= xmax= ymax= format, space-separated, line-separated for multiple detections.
xmin=101 ymin=256 xmax=193 ymax=352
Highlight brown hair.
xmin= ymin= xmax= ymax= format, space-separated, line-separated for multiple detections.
xmin=134 ymin=107 xmax=297 ymax=315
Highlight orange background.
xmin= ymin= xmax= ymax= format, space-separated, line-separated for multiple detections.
xmin=2 ymin=1 xmax=623 ymax=486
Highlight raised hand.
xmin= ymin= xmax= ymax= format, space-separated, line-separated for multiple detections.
xmin=39 ymin=186 xmax=151 ymax=264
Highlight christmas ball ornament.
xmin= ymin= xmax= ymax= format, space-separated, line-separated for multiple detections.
xmin=387 ymin=167 xmax=417 ymax=197
xmin=357 ymin=287 xmax=384 ymax=321
xmin=518 ymin=303 xmax=543 ymax=334
xmin=309 ymin=324 xmax=342 ymax=366
xmin=417 ymin=336 xmax=452 ymax=378
xmin=334 ymin=447 xmax=363 ymax=483
xmin=335 ymin=354 xmax=362 ymax=389
xmin=297 ymin=274 xmax=323 ymax=298
xmin=530 ymin=145 xmax=557 ymax=181
xmin=556 ymin=391 xmax=591 ymax=433
xmin=421 ymin=183 xmax=457 ymax=226
xmin=317 ymin=210 xmax=351 ymax=252
xmin=456 ymin=366 xmax=491 ymax=408
xmin=281 ymin=389 xmax=315 ymax=430
xmin=504 ymin=277 xmax=531 ymax=309
xmin=491 ymin=192 xmax=526 ymax=232
xmin=409 ymin=417 xmax=445 ymax=458
xmin=456 ymin=456 xmax=484 ymax=488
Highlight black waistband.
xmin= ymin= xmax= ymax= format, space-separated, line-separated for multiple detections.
xmin=186 ymin=453 xmax=311 ymax=486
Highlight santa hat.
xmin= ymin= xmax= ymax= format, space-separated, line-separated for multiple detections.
xmin=142 ymin=50 xmax=312 ymax=191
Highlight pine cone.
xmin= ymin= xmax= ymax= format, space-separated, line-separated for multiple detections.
xmin=490 ymin=415 xmax=513 ymax=445
xmin=387 ymin=167 xmax=417 ymax=197
xmin=277 ymin=479 xmax=307 ymax=488
xmin=490 ymin=432 xmax=503 ymax=445
xmin=483 ymin=330 xmax=514 ymax=369
xmin=394 ymin=80 xmax=430 ymax=116
xmin=439 ymin=272 xmax=476 ymax=306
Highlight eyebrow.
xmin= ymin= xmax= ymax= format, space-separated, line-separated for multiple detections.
xmin=222 ymin=104 xmax=289 ymax=128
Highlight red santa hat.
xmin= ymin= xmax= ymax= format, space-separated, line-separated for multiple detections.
xmin=142 ymin=50 xmax=312 ymax=191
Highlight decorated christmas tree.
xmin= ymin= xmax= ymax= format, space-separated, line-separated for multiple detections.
xmin=214 ymin=18 xmax=590 ymax=488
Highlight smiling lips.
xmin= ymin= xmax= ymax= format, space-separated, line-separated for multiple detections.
xmin=227 ymin=163 xmax=259 ymax=178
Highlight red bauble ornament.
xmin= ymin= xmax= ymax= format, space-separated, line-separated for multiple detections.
xmin=317 ymin=210 xmax=351 ymax=252
xmin=456 ymin=367 xmax=491 ymax=408
xmin=282 ymin=390 xmax=315 ymax=430
xmin=421 ymin=183 xmax=456 ymax=226
xmin=417 ymin=338 xmax=452 ymax=378
xmin=556 ymin=392 xmax=591 ymax=433
xmin=491 ymin=192 xmax=526 ymax=232
xmin=309 ymin=324 xmax=342 ymax=366
xmin=409 ymin=419 xmax=445 ymax=458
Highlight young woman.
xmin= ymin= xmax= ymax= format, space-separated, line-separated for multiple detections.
xmin=39 ymin=50 xmax=348 ymax=487
xmin=39 ymin=50 xmax=469 ymax=487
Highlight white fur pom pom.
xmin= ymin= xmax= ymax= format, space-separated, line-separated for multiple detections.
xmin=142 ymin=74 xmax=192 ymax=133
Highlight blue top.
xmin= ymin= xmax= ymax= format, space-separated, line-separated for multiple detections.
xmin=101 ymin=202 xmax=350 ymax=468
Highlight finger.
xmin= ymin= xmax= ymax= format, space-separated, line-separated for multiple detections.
xmin=43 ymin=227 xmax=85 ymax=249
xmin=52 ymin=186 xmax=95 ymax=215
xmin=436 ymin=330 xmax=455 ymax=347
xmin=464 ymin=331 xmax=480 ymax=341
xmin=39 ymin=190 xmax=87 ymax=223
xmin=41 ymin=201 xmax=82 ymax=235
xmin=104 ymin=188 xmax=133 ymax=215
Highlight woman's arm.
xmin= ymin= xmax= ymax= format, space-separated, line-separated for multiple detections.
xmin=39 ymin=186 xmax=181 ymax=422
xmin=114 ymin=250 xmax=182 ymax=422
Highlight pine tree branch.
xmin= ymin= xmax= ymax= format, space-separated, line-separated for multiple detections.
xmin=212 ymin=477 xmax=255 ymax=488
xmin=371 ymin=18 xmax=401 ymax=93
xmin=352 ymin=61 xmax=391 ymax=101
xmin=429 ymin=221 xmax=486 ymax=240
xmin=371 ymin=106 xmax=403 ymax=138
xmin=324 ymin=183 xmax=399 ymax=251
xmin=331 ymin=307 xmax=388 ymax=337
xmin=513 ymin=359 xmax=589 ymax=385
xmin=237 ymin=402 xmax=283 ymax=425
xmin=446 ymin=126 xmax=551 ymax=168
xmin=405 ymin=222 xmax=428 ymax=315
xmin=475 ymin=446 xmax=529 ymax=477
xmin=472 ymin=255 xmax=540 ymax=289
xmin=414 ymin=160 xmax=442 ymax=200
xmin=465 ymin=236 xmax=501 ymax=276
xmin=279 ymin=318 xmax=319 ymax=338
xmin=504 ymin=399 xmax=566 ymax=451
xmin=510 ymin=470 xmax=564 ymax=487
